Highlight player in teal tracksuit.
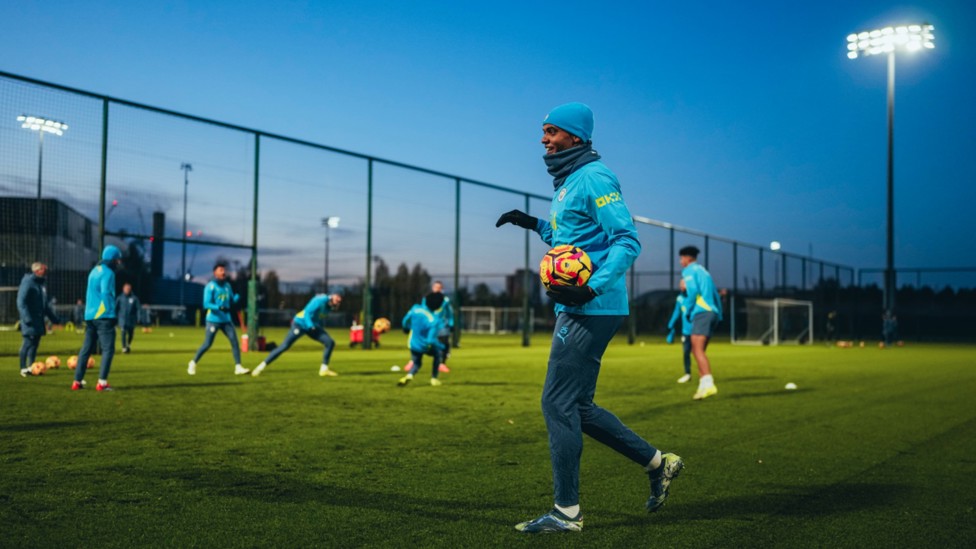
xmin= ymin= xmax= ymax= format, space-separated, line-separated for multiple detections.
xmin=666 ymin=280 xmax=694 ymax=383
xmin=679 ymin=245 xmax=723 ymax=400
xmin=188 ymin=262 xmax=248 ymax=376
xmin=72 ymin=246 xmax=123 ymax=391
xmin=397 ymin=294 xmax=446 ymax=387
xmin=496 ymin=102 xmax=682 ymax=533
xmin=251 ymin=293 xmax=342 ymax=377
xmin=419 ymin=280 xmax=455 ymax=371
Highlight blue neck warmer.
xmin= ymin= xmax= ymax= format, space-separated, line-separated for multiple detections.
xmin=544 ymin=143 xmax=601 ymax=189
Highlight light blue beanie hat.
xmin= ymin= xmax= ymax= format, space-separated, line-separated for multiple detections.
xmin=102 ymin=245 xmax=122 ymax=261
xmin=543 ymin=102 xmax=594 ymax=142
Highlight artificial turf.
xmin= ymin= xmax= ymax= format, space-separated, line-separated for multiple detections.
xmin=2 ymin=328 xmax=974 ymax=548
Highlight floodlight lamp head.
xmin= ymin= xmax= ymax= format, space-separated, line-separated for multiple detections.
xmin=17 ymin=114 xmax=68 ymax=136
xmin=847 ymin=23 xmax=934 ymax=59
xmin=323 ymin=216 xmax=340 ymax=228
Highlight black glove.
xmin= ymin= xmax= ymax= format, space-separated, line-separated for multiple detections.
xmin=219 ymin=306 xmax=229 ymax=312
xmin=402 ymin=327 xmax=410 ymax=334
xmin=546 ymin=285 xmax=597 ymax=307
xmin=495 ymin=210 xmax=538 ymax=230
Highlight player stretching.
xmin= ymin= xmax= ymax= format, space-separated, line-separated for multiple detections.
xmin=188 ymin=261 xmax=249 ymax=376
xmin=667 ymin=279 xmax=693 ymax=384
xmin=397 ymin=294 xmax=446 ymax=387
xmin=251 ymin=293 xmax=341 ymax=377
xmin=496 ymin=102 xmax=683 ymax=533
xmin=678 ymin=246 xmax=723 ymax=400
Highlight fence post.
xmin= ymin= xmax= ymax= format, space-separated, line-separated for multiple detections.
xmin=759 ymin=247 xmax=765 ymax=295
xmin=453 ymin=178 xmax=461 ymax=348
xmin=669 ymin=227 xmax=675 ymax=291
xmin=247 ymin=134 xmax=260 ymax=350
xmin=628 ymin=263 xmax=636 ymax=344
xmin=364 ymin=159 xmax=374 ymax=350
xmin=522 ymin=194 xmax=531 ymax=347
xmin=98 ymin=99 xmax=109 ymax=252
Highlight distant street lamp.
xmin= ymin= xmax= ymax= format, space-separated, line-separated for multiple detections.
xmin=847 ymin=23 xmax=935 ymax=313
xmin=321 ymin=216 xmax=340 ymax=293
xmin=18 ymin=114 xmax=68 ymax=260
xmin=770 ymin=242 xmax=782 ymax=288
xmin=180 ymin=163 xmax=193 ymax=307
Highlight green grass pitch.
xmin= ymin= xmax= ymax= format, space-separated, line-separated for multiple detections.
xmin=2 ymin=327 xmax=975 ymax=548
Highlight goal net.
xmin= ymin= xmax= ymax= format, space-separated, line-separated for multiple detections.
xmin=732 ymin=298 xmax=813 ymax=345
xmin=458 ymin=306 xmax=531 ymax=334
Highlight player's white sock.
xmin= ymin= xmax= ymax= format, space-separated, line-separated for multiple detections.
xmin=98 ymin=378 xmax=107 ymax=386
xmin=554 ymin=504 xmax=580 ymax=519
xmin=645 ymin=450 xmax=663 ymax=472
xmin=700 ymin=374 xmax=714 ymax=389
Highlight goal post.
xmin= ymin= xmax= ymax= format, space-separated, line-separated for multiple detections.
xmin=458 ymin=306 xmax=532 ymax=335
xmin=732 ymin=297 xmax=814 ymax=345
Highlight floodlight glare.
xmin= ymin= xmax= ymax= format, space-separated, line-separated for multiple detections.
xmin=17 ymin=114 xmax=68 ymax=136
xmin=846 ymin=22 xmax=934 ymax=59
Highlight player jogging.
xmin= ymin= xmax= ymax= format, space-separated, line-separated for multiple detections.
xmin=397 ymin=294 xmax=446 ymax=387
xmin=678 ymin=245 xmax=723 ymax=400
xmin=496 ymin=102 xmax=683 ymax=533
xmin=188 ymin=261 xmax=249 ymax=376
xmin=667 ymin=279 xmax=693 ymax=384
xmin=72 ymin=246 xmax=123 ymax=391
xmin=251 ymin=293 xmax=341 ymax=377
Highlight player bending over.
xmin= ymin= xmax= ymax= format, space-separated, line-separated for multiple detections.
xmin=397 ymin=293 xmax=446 ymax=387
xmin=251 ymin=293 xmax=341 ymax=377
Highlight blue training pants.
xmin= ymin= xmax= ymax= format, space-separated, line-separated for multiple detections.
xmin=19 ymin=334 xmax=42 ymax=370
xmin=75 ymin=318 xmax=116 ymax=382
xmin=408 ymin=347 xmax=444 ymax=378
xmin=682 ymin=336 xmax=692 ymax=374
xmin=193 ymin=322 xmax=241 ymax=364
xmin=262 ymin=324 xmax=335 ymax=366
xmin=543 ymin=313 xmax=657 ymax=507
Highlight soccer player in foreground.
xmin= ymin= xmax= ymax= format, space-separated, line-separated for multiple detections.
xmin=678 ymin=245 xmax=723 ymax=400
xmin=251 ymin=293 xmax=341 ymax=377
xmin=17 ymin=262 xmax=62 ymax=377
xmin=397 ymin=293 xmax=446 ymax=387
xmin=667 ymin=279 xmax=693 ymax=384
xmin=188 ymin=261 xmax=249 ymax=376
xmin=72 ymin=246 xmax=123 ymax=391
xmin=496 ymin=102 xmax=683 ymax=533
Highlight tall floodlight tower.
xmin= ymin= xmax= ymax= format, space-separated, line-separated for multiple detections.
xmin=321 ymin=216 xmax=340 ymax=293
xmin=17 ymin=115 xmax=68 ymax=260
xmin=846 ymin=23 xmax=935 ymax=314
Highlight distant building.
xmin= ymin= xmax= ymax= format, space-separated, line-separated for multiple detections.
xmin=0 ymin=196 xmax=100 ymax=269
xmin=506 ymin=268 xmax=542 ymax=306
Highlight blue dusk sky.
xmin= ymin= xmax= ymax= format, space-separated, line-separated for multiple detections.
xmin=1 ymin=0 xmax=974 ymax=289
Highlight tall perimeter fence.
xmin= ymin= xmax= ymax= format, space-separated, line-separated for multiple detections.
xmin=2 ymin=70 xmax=972 ymax=357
